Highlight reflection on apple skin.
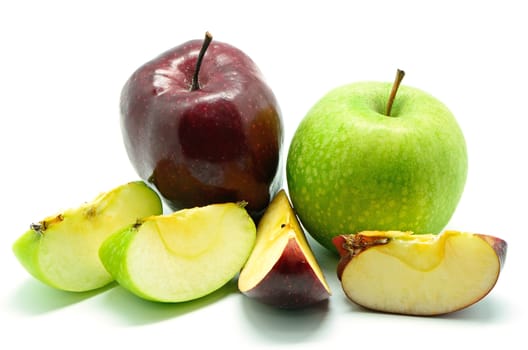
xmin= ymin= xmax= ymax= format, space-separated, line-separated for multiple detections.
xmin=121 ymin=34 xmax=284 ymax=221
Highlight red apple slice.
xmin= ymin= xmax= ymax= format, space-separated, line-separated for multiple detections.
xmin=238 ymin=189 xmax=331 ymax=308
xmin=333 ymin=230 xmax=507 ymax=316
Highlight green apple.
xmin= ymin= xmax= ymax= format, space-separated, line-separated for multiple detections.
xmin=99 ymin=202 xmax=256 ymax=303
xmin=287 ymin=70 xmax=468 ymax=252
xmin=12 ymin=181 xmax=163 ymax=292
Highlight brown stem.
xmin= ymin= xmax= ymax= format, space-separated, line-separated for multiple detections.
xmin=386 ymin=69 xmax=405 ymax=116
xmin=190 ymin=31 xmax=213 ymax=91
xmin=30 ymin=214 xmax=64 ymax=235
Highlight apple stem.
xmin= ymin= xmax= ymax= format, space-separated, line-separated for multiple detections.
xmin=190 ymin=31 xmax=213 ymax=92
xmin=30 ymin=214 xmax=64 ymax=234
xmin=386 ymin=69 xmax=405 ymax=117
xmin=236 ymin=200 xmax=249 ymax=209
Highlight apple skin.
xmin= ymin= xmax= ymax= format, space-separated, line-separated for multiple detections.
xmin=99 ymin=202 xmax=256 ymax=303
xmin=332 ymin=231 xmax=507 ymax=316
xmin=287 ymin=81 xmax=468 ymax=252
xmin=242 ymin=237 xmax=331 ymax=309
xmin=120 ymin=34 xmax=283 ymax=219
xmin=12 ymin=181 xmax=163 ymax=292
xmin=475 ymin=233 xmax=508 ymax=269
xmin=238 ymin=189 xmax=331 ymax=309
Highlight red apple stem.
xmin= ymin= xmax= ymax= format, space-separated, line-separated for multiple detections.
xmin=190 ymin=31 xmax=213 ymax=91
xmin=386 ymin=69 xmax=405 ymax=117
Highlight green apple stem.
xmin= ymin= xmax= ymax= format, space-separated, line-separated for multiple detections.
xmin=190 ymin=31 xmax=213 ymax=92
xmin=386 ymin=69 xmax=405 ymax=117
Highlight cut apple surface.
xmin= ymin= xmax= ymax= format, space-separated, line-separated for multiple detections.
xmin=333 ymin=230 xmax=507 ymax=316
xmin=99 ymin=202 xmax=256 ymax=303
xmin=238 ymin=189 xmax=331 ymax=309
xmin=12 ymin=181 xmax=163 ymax=292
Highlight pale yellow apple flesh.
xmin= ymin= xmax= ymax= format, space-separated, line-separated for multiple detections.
xmin=238 ymin=190 xmax=331 ymax=308
xmin=99 ymin=202 xmax=256 ymax=302
xmin=334 ymin=230 xmax=506 ymax=316
xmin=12 ymin=181 xmax=163 ymax=292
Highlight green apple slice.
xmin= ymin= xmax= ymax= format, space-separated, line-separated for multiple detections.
xmin=333 ymin=230 xmax=507 ymax=316
xmin=13 ymin=181 xmax=163 ymax=292
xmin=99 ymin=202 xmax=256 ymax=303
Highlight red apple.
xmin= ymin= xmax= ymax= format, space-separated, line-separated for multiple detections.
xmin=120 ymin=32 xmax=283 ymax=219
xmin=238 ymin=189 xmax=331 ymax=309
xmin=333 ymin=230 xmax=507 ymax=316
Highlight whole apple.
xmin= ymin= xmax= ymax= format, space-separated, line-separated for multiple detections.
xmin=287 ymin=70 xmax=468 ymax=252
xmin=120 ymin=32 xmax=283 ymax=219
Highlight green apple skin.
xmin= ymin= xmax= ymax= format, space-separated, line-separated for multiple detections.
xmin=286 ymin=82 xmax=468 ymax=252
xmin=12 ymin=181 xmax=163 ymax=292
xmin=99 ymin=202 xmax=256 ymax=303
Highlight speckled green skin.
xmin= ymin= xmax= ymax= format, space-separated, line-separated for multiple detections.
xmin=287 ymin=82 xmax=467 ymax=252
xmin=99 ymin=203 xmax=256 ymax=303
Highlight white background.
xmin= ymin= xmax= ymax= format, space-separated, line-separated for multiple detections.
xmin=1 ymin=1 xmax=526 ymax=349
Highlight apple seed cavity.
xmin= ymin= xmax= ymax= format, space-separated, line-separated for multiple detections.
xmin=342 ymin=233 xmax=390 ymax=257
xmin=334 ymin=233 xmax=390 ymax=279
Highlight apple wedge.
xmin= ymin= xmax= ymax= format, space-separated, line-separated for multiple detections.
xmin=99 ymin=202 xmax=256 ymax=302
xmin=238 ymin=189 xmax=331 ymax=309
xmin=333 ymin=230 xmax=507 ymax=316
xmin=12 ymin=181 xmax=163 ymax=292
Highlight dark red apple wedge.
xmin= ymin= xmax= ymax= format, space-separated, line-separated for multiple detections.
xmin=238 ymin=190 xmax=331 ymax=309
xmin=332 ymin=230 xmax=507 ymax=316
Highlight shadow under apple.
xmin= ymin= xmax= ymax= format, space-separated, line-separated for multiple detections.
xmin=240 ymin=296 xmax=330 ymax=343
xmin=9 ymin=278 xmax=116 ymax=316
xmin=438 ymin=294 xmax=512 ymax=323
xmin=98 ymin=279 xmax=239 ymax=326
xmin=341 ymin=292 xmax=511 ymax=324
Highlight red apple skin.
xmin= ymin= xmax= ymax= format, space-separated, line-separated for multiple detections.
xmin=333 ymin=232 xmax=507 ymax=316
xmin=242 ymin=237 xmax=331 ymax=309
xmin=476 ymin=233 xmax=507 ymax=269
xmin=332 ymin=235 xmax=350 ymax=280
xmin=120 ymin=36 xmax=283 ymax=219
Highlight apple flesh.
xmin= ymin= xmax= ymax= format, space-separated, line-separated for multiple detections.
xmin=99 ymin=202 xmax=256 ymax=302
xmin=12 ymin=181 xmax=163 ymax=292
xmin=120 ymin=32 xmax=283 ymax=220
xmin=333 ymin=230 xmax=507 ymax=316
xmin=238 ymin=189 xmax=331 ymax=309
